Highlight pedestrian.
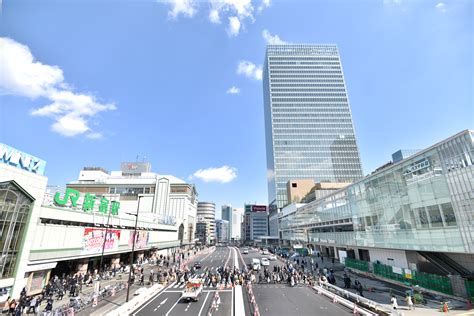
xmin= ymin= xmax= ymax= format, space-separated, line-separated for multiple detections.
xmin=406 ymin=295 xmax=414 ymax=310
xmin=357 ymin=282 xmax=364 ymax=297
xmin=27 ymin=296 xmax=37 ymax=314
xmin=391 ymin=295 xmax=398 ymax=310
xmin=8 ymin=299 xmax=16 ymax=315
xmin=2 ymin=297 xmax=9 ymax=315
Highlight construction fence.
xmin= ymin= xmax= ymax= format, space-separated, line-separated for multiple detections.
xmin=345 ymin=258 xmax=453 ymax=295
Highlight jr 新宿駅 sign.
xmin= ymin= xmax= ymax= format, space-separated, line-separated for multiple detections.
xmin=0 ymin=143 xmax=47 ymax=175
xmin=54 ymin=188 xmax=120 ymax=216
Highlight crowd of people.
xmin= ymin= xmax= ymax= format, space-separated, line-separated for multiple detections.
xmin=1 ymin=247 xmax=200 ymax=315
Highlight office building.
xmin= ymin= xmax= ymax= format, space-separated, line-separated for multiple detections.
xmin=263 ymin=44 xmax=364 ymax=208
xmin=221 ymin=204 xmax=232 ymax=240
xmin=197 ymin=202 xmax=216 ymax=244
xmin=232 ymin=207 xmax=244 ymax=241
xmin=243 ymin=204 xmax=269 ymax=244
xmin=280 ymin=130 xmax=474 ymax=296
xmin=215 ymin=219 xmax=229 ymax=243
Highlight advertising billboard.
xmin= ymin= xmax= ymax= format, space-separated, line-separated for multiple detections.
xmin=251 ymin=205 xmax=267 ymax=212
xmin=82 ymin=228 xmax=121 ymax=255
xmin=129 ymin=230 xmax=149 ymax=249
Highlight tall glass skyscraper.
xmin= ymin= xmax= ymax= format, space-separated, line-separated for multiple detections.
xmin=263 ymin=44 xmax=364 ymax=208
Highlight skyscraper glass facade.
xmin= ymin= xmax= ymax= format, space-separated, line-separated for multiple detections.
xmin=263 ymin=44 xmax=363 ymax=208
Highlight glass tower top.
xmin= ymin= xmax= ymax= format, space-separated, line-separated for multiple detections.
xmin=263 ymin=44 xmax=364 ymax=208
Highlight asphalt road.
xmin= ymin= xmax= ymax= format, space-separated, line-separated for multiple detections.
xmin=240 ymin=247 xmax=353 ymax=316
xmin=133 ymin=246 xmax=239 ymax=316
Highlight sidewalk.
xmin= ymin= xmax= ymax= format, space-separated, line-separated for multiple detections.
xmin=306 ymin=256 xmax=472 ymax=315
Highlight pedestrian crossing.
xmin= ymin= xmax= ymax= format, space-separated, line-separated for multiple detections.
xmin=167 ymin=282 xmax=231 ymax=289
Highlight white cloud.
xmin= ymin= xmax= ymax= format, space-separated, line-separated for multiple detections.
xmin=435 ymin=2 xmax=446 ymax=12
xmin=209 ymin=9 xmax=220 ymax=23
xmin=191 ymin=165 xmax=237 ymax=183
xmin=237 ymin=60 xmax=263 ymax=80
xmin=257 ymin=0 xmax=270 ymax=12
xmin=0 ymin=37 xmax=115 ymax=138
xmin=167 ymin=0 xmax=197 ymax=19
xmin=227 ymin=16 xmax=241 ymax=36
xmin=160 ymin=0 xmax=269 ymax=36
xmin=226 ymin=86 xmax=240 ymax=94
xmin=383 ymin=0 xmax=402 ymax=4
xmin=262 ymin=29 xmax=287 ymax=45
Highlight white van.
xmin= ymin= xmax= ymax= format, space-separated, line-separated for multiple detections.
xmin=252 ymin=258 xmax=261 ymax=271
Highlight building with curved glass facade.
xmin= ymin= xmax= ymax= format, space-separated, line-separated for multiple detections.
xmin=263 ymin=44 xmax=363 ymax=208
xmin=280 ymin=130 xmax=474 ymax=278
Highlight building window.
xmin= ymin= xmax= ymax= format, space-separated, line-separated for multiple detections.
xmin=0 ymin=182 xmax=34 ymax=279
xmin=292 ymin=183 xmax=297 ymax=188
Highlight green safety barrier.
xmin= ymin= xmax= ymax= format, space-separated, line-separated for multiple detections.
xmin=465 ymin=279 xmax=474 ymax=301
xmin=373 ymin=262 xmax=453 ymax=295
xmin=344 ymin=258 xmax=369 ymax=272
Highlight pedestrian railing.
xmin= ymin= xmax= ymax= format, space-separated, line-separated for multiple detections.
xmin=313 ymin=285 xmax=380 ymax=316
xmin=315 ymin=282 xmax=393 ymax=315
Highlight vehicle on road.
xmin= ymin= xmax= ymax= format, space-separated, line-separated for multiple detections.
xmin=261 ymin=258 xmax=270 ymax=266
xmin=0 ymin=288 xmax=8 ymax=304
xmin=252 ymin=258 xmax=261 ymax=271
xmin=243 ymin=248 xmax=249 ymax=254
xmin=268 ymin=254 xmax=277 ymax=261
xmin=262 ymin=249 xmax=269 ymax=255
xmin=181 ymin=279 xmax=204 ymax=302
xmin=194 ymin=261 xmax=202 ymax=269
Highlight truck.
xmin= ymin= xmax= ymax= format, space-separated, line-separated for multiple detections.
xmin=252 ymin=258 xmax=261 ymax=271
xmin=181 ymin=279 xmax=204 ymax=302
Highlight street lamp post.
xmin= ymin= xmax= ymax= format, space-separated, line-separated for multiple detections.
xmin=125 ymin=196 xmax=143 ymax=303
xmin=99 ymin=208 xmax=112 ymax=274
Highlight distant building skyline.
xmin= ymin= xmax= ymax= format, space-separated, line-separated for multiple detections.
xmin=264 ymin=44 xmax=364 ymax=208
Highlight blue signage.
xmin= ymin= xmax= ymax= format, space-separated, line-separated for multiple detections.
xmin=0 ymin=143 xmax=47 ymax=175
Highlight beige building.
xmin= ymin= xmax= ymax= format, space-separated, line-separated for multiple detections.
xmin=287 ymin=180 xmax=351 ymax=204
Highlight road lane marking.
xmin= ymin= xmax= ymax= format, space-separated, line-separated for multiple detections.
xmin=153 ymin=298 xmax=169 ymax=311
xmin=165 ymin=297 xmax=181 ymax=316
xmin=184 ymin=302 xmax=191 ymax=312
xmin=165 ymin=290 xmax=232 ymax=293
xmin=198 ymin=292 xmax=211 ymax=316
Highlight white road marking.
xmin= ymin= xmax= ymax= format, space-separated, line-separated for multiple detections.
xmin=184 ymin=302 xmax=191 ymax=312
xmin=153 ymin=298 xmax=169 ymax=311
xmin=165 ymin=297 xmax=181 ymax=316
xmin=198 ymin=292 xmax=211 ymax=316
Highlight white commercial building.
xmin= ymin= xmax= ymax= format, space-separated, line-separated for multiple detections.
xmin=0 ymin=144 xmax=198 ymax=299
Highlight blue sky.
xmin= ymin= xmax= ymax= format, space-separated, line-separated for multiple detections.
xmin=0 ymin=0 xmax=472 ymax=218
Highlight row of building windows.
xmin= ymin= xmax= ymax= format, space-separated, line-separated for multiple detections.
xmin=271 ymin=84 xmax=345 ymax=88
xmin=271 ymin=88 xmax=346 ymax=93
xmin=268 ymin=57 xmax=339 ymax=61
xmin=269 ymin=66 xmax=342 ymax=71
xmin=274 ymin=140 xmax=356 ymax=146
xmin=272 ymin=98 xmax=348 ymax=103
xmin=274 ymin=128 xmax=355 ymax=133
xmin=271 ymin=74 xmax=343 ymax=79
xmin=273 ymin=118 xmax=353 ymax=123
xmin=272 ymin=107 xmax=350 ymax=113
xmin=270 ymin=76 xmax=344 ymax=82
xmin=271 ymin=70 xmax=343 ymax=74
xmin=108 ymin=186 xmax=153 ymax=195
xmin=271 ymin=93 xmax=348 ymax=98
xmin=268 ymin=61 xmax=340 ymax=66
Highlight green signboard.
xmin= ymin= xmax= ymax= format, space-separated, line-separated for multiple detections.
xmin=54 ymin=188 xmax=120 ymax=215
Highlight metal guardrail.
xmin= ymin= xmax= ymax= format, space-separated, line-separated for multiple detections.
xmin=313 ymin=285 xmax=379 ymax=316
xmin=316 ymin=282 xmax=393 ymax=315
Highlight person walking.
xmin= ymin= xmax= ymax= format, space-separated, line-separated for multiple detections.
xmin=406 ymin=295 xmax=414 ymax=310
xmin=2 ymin=297 xmax=9 ymax=315
xmin=391 ymin=295 xmax=398 ymax=310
